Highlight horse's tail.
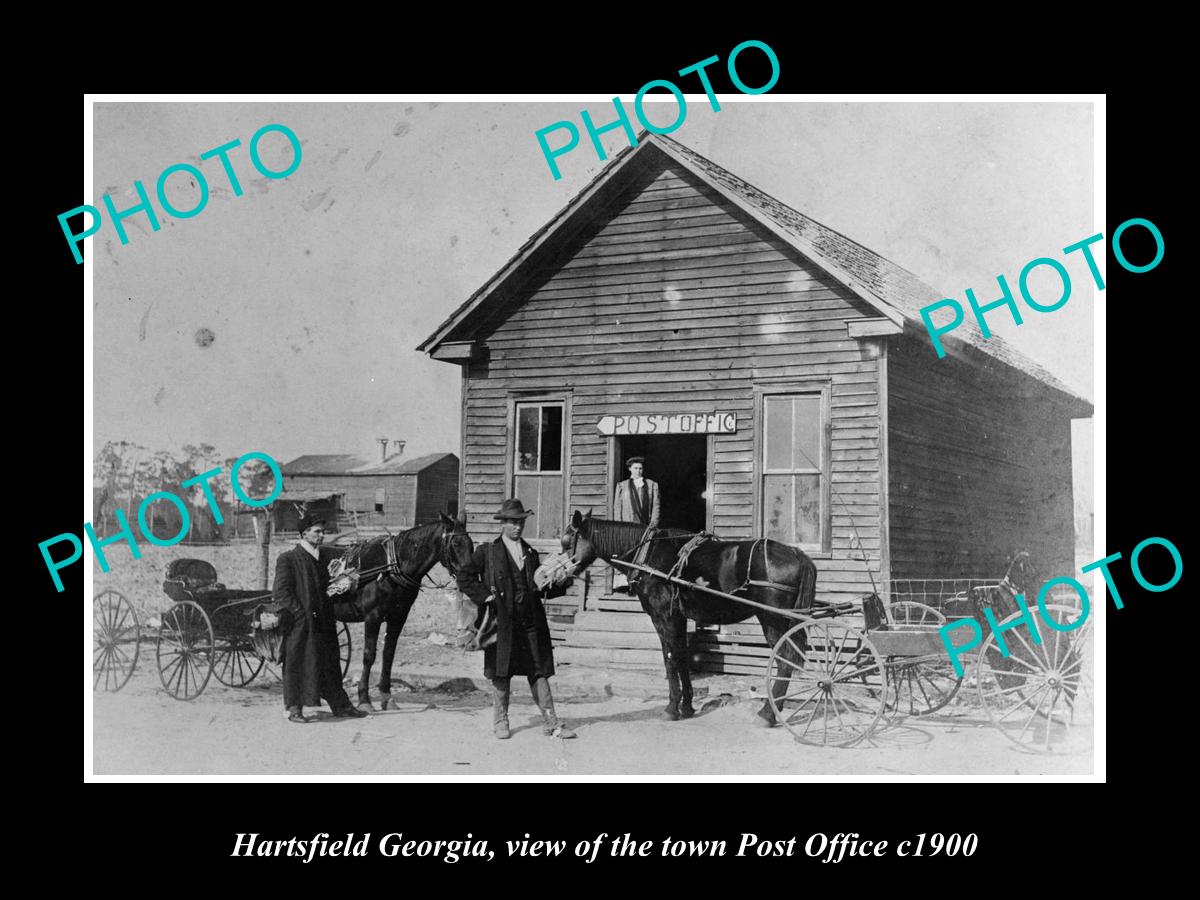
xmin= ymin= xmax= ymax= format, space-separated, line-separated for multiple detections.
xmin=793 ymin=552 xmax=818 ymax=613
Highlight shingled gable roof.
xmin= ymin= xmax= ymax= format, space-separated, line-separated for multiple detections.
xmin=282 ymin=454 xmax=368 ymax=475
xmin=349 ymin=452 xmax=458 ymax=476
xmin=419 ymin=133 xmax=1091 ymax=412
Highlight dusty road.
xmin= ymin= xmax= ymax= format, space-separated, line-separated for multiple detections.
xmin=90 ymin=644 xmax=1094 ymax=777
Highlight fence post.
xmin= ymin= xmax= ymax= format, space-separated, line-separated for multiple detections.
xmin=255 ymin=512 xmax=272 ymax=589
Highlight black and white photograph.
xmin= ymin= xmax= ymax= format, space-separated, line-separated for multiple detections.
xmin=84 ymin=96 xmax=1099 ymax=778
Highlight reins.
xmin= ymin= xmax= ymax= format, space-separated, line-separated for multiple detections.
xmin=336 ymin=523 xmax=466 ymax=593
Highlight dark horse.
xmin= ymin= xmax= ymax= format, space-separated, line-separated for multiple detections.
xmin=563 ymin=510 xmax=817 ymax=725
xmin=332 ymin=513 xmax=475 ymax=710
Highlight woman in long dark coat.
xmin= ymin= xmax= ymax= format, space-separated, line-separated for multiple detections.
xmin=265 ymin=514 xmax=368 ymax=723
xmin=456 ymin=499 xmax=575 ymax=740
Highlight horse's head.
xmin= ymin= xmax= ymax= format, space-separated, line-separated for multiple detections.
xmin=563 ymin=509 xmax=597 ymax=575
xmin=438 ymin=510 xmax=475 ymax=576
xmin=1003 ymin=550 xmax=1041 ymax=598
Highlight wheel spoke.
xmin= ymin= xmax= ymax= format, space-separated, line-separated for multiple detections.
xmin=833 ymin=659 xmax=882 ymax=686
xmin=829 ymin=692 xmax=849 ymax=735
xmin=773 ymin=653 xmax=806 ymax=674
xmin=830 ymin=627 xmax=851 ymax=678
xmin=1042 ymin=690 xmax=1062 ymax=750
xmin=168 ymin=653 xmax=186 ymax=695
xmin=800 ymin=693 xmax=825 ymax=736
xmin=996 ymin=682 xmax=1050 ymax=723
xmin=785 ymin=636 xmax=805 ymax=663
xmin=1017 ymin=685 xmax=1052 ymax=742
xmin=111 ymin=603 xmax=130 ymax=636
xmin=915 ymin=673 xmax=934 ymax=710
xmin=986 ymin=649 xmax=1043 ymax=675
xmin=1007 ymin=623 xmax=1052 ymax=671
xmin=983 ymin=666 xmax=1043 ymax=685
xmin=159 ymin=651 xmax=185 ymax=683
xmin=779 ymin=683 xmax=824 ymax=707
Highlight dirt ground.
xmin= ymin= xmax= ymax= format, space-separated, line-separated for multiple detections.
xmin=91 ymin=544 xmax=1095 ymax=778
xmin=91 ymin=635 xmax=1094 ymax=778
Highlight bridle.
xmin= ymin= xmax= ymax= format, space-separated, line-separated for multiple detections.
xmin=430 ymin=525 xmax=470 ymax=586
xmin=363 ymin=523 xmax=470 ymax=592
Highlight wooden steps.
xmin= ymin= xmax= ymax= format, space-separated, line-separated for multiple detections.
xmin=555 ymin=646 xmax=665 ymax=669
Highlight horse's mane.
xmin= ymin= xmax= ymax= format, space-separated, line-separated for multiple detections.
xmin=342 ymin=521 xmax=445 ymax=569
xmin=582 ymin=517 xmax=692 ymax=559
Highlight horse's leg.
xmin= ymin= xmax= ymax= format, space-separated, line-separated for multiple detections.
xmin=643 ymin=583 xmax=682 ymax=721
xmin=378 ymin=595 xmax=415 ymax=711
xmin=756 ymin=616 xmax=805 ymax=726
xmin=358 ymin=616 xmax=380 ymax=710
xmin=670 ymin=608 xmax=695 ymax=719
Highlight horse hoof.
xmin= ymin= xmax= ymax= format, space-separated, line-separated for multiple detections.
xmin=380 ymin=694 xmax=392 ymax=711
xmin=751 ymin=713 xmax=776 ymax=728
xmin=660 ymin=709 xmax=680 ymax=722
xmin=358 ymin=700 xmax=376 ymax=712
xmin=679 ymin=706 xmax=696 ymax=720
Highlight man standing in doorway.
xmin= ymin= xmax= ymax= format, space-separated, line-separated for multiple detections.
xmin=261 ymin=513 xmax=368 ymax=723
xmin=456 ymin=499 xmax=576 ymax=741
xmin=613 ymin=457 xmax=660 ymax=591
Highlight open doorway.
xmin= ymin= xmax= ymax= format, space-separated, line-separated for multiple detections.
xmin=613 ymin=435 xmax=709 ymax=533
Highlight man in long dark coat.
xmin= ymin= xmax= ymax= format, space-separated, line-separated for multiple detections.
xmin=264 ymin=514 xmax=368 ymax=723
xmin=456 ymin=499 xmax=576 ymax=740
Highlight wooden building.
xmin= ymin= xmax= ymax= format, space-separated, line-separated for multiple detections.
xmin=419 ymin=134 xmax=1092 ymax=672
xmin=280 ymin=451 xmax=459 ymax=533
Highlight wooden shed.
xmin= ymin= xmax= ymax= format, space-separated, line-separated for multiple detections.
xmin=419 ymin=133 xmax=1092 ymax=673
xmin=281 ymin=452 xmax=459 ymax=533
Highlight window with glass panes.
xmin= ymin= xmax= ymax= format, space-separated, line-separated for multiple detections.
xmin=513 ymin=401 xmax=564 ymax=540
xmin=761 ymin=389 xmax=828 ymax=551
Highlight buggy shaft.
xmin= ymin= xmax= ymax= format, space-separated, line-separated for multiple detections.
xmin=608 ymin=559 xmax=819 ymax=621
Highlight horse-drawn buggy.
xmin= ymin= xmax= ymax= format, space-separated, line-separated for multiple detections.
xmin=93 ymin=513 xmax=476 ymax=706
xmin=558 ymin=511 xmax=1093 ymax=754
xmin=93 ymin=559 xmax=352 ymax=700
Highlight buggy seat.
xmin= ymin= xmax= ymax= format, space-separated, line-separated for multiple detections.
xmin=163 ymin=558 xmax=225 ymax=604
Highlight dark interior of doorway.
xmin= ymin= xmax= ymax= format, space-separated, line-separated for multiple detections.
xmin=615 ymin=435 xmax=708 ymax=533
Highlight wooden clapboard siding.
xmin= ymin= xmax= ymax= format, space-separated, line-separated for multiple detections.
xmin=459 ymin=158 xmax=887 ymax=640
xmin=887 ymin=331 xmax=1075 ymax=581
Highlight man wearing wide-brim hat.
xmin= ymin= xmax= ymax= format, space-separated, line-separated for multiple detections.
xmin=456 ymin=499 xmax=576 ymax=740
xmin=262 ymin=512 xmax=367 ymax=723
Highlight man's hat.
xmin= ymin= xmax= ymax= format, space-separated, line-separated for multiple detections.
xmin=626 ymin=456 xmax=645 ymax=466
xmin=297 ymin=512 xmax=327 ymax=533
xmin=493 ymin=498 xmax=535 ymax=521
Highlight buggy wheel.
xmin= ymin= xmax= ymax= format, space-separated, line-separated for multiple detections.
xmin=156 ymin=601 xmax=215 ymax=700
xmin=975 ymin=603 xmax=1093 ymax=754
xmin=338 ymin=622 xmax=353 ymax=679
xmin=884 ymin=601 xmax=962 ymax=717
xmin=213 ymin=639 xmax=266 ymax=688
xmin=766 ymin=620 xmax=887 ymax=747
xmin=94 ymin=589 xmax=140 ymax=692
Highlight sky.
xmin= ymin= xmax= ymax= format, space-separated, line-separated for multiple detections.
xmin=91 ymin=99 xmax=1095 ymax=469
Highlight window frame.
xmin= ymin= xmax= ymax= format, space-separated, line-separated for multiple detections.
xmin=753 ymin=380 xmax=832 ymax=556
xmin=505 ymin=393 xmax=571 ymax=545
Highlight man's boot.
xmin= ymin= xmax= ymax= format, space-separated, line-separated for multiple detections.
xmin=533 ymin=677 xmax=576 ymax=739
xmin=492 ymin=678 xmax=511 ymax=739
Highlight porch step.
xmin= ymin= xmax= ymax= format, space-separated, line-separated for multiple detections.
xmin=555 ymin=646 xmax=665 ymax=670
xmin=564 ymin=629 xmax=664 ymax=650
xmin=569 ymin=610 xmax=697 ymax=632
xmin=593 ymin=595 xmax=644 ymax=613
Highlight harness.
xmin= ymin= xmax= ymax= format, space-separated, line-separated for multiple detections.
xmin=327 ymin=527 xmax=463 ymax=598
